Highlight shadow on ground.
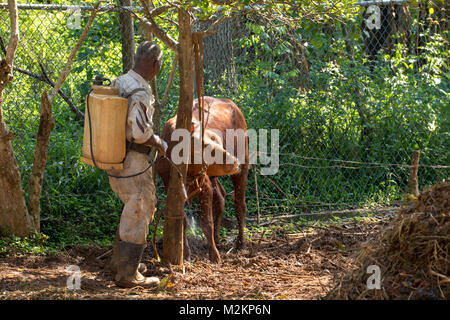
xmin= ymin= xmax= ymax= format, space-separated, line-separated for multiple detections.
xmin=0 ymin=212 xmax=393 ymax=300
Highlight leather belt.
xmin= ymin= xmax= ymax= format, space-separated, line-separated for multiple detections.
xmin=126 ymin=141 xmax=151 ymax=154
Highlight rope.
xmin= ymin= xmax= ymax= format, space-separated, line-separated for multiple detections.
xmin=186 ymin=165 xmax=208 ymax=201
xmin=193 ymin=34 xmax=206 ymax=167
xmin=191 ymin=34 xmax=208 ymax=199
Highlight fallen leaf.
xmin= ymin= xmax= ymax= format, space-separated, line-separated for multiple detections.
xmin=158 ymin=275 xmax=173 ymax=290
xmin=408 ymin=194 xmax=418 ymax=200
xmin=334 ymin=240 xmax=345 ymax=251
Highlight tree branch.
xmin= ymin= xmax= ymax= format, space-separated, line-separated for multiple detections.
xmin=150 ymin=5 xmax=173 ymax=17
xmin=0 ymin=36 xmax=81 ymax=120
xmin=151 ymin=53 xmax=178 ymax=134
xmin=162 ymin=53 xmax=178 ymax=107
xmin=5 ymin=0 xmax=19 ymax=66
xmin=210 ymin=0 xmax=235 ymax=5
xmin=0 ymin=0 xmax=19 ymax=89
xmin=193 ymin=15 xmax=229 ymax=38
xmin=37 ymin=63 xmax=84 ymax=120
xmin=159 ymin=15 xmax=179 ymax=29
xmin=27 ymin=3 xmax=100 ymax=231
xmin=49 ymin=3 xmax=99 ymax=102
xmin=138 ymin=0 xmax=179 ymax=52
xmin=27 ymin=90 xmax=54 ymax=230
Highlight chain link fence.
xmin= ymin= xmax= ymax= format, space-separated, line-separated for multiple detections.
xmin=0 ymin=1 xmax=448 ymax=240
xmin=1 ymin=2 xmax=123 ymax=172
xmin=205 ymin=0 xmax=449 ymax=218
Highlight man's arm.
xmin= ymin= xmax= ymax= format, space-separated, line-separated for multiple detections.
xmin=143 ymin=134 xmax=168 ymax=155
xmin=128 ymin=93 xmax=167 ymax=154
xmin=126 ymin=95 xmax=153 ymax=143
xmin=115 ymin=76 xmax=167 ymax=154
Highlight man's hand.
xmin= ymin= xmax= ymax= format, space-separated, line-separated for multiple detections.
xmin=144 ymin=134 xmax=168 ymax=156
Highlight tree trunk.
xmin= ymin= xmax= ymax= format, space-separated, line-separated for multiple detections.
xmin=1 ymin=3 xmax=98 ymax=237
xmin=26 ymin=90 xmax=54 ymax=232
xmin=162 ymin=8 xmax=194 ymax=266
xmin=0 ymin=119 xmax=34 ymax=237
xmin=393 ymin=4 xmax=411 ymax=50
xmin=119 ymin=0 xmax=135 ymax=73
xmin=0 ymin=0 xmax=35 ymax=236
xmin=194 ymin=17 xmax=235 ymax=94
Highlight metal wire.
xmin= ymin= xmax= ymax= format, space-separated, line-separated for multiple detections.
xmin=0 ymin=1 xmax=447 ymax=221
xmin=0 ymin=3 xmax=141 ymax=12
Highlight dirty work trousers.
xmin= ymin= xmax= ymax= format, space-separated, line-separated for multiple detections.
xmin=107 ymin=150 xmax=156 ymax=245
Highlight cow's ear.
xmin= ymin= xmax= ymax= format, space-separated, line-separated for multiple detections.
xmin=190 ymin=122 xmax=195 ymax=133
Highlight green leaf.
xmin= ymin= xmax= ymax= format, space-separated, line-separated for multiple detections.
xmin=334 ymin=241 xmax=345 ymax=251
xmin=158 ymin=274 xmax=173 ymax=290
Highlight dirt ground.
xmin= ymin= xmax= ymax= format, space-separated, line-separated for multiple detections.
xmin=0 ymin=212 xmax=395 ymax=300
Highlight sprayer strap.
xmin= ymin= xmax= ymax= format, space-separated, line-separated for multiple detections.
xmin=123 ymin=88 xmax=147 ymax=99
xmin=126 ymin=141 xmax=151 ymax=154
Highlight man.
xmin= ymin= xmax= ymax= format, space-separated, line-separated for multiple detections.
xmin=107 ymin=41 xmax=167 ymax=288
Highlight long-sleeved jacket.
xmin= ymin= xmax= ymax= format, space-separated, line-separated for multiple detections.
xmin=112 ymin=69 xmax=154 ymax=144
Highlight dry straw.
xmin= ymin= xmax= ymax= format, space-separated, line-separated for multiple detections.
xmin=327 ymin=181 xmax=449 ymax=300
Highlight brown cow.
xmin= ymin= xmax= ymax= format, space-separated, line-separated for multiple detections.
xmin=155 ymin=96 xmax=249 ymax=263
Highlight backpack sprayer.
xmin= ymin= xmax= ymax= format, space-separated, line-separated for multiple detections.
xmin=80 ymin=75 xmax=187 ymax=198
xmin=81 ymin=75 xmax=157 ymax=178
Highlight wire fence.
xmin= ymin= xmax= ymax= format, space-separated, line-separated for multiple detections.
xmin=205 ymin=0 xmax=449 ymax=218
xmin=0 ymin=1 xmax=448 ymax=231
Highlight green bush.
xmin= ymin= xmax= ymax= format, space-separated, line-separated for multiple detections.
xmin=1 ymin=6 xmax=448 ymax=247
xmin=0 ymin=232 xmax=52 ymax=257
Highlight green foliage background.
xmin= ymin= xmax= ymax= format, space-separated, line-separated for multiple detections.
xmin=0 ymin=1 xmax=448 ymax=249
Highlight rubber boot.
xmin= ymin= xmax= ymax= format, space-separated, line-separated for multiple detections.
xmin=114 ymin=241 xmax=160 ymax=288
xmin=109 ymin=228 xmax=146 ymax=276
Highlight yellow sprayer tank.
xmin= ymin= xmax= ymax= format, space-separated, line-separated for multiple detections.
xmin=81 ymin=85 xmax=128 ymax=170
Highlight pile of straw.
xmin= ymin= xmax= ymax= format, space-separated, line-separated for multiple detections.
xmin=327 ymin=181 xmax=449 ymax=300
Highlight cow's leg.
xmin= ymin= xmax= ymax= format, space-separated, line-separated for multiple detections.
xmin=211 ymin=177 xmax=225 ymax=247
xmin=199 ymin=176 xmax=221 ymax=263
xmin=231 ymin=164 xmax=248 ymax=250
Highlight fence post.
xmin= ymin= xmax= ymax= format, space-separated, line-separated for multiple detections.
xmin=253 ymin=165 xmax=261 ymax=225
xmin=408 ymin=150 xmax=420 ymax=197
xmin=119 ymin=0 xmax=135 ymax=73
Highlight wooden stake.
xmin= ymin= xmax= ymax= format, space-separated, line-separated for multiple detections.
xmin=408 ymin=150 xmax=420 ymax=197
xmin=253 ymin=165 xmax=261 ymax=225
xmin=162 ymin=8 xmax=194 ymax=266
